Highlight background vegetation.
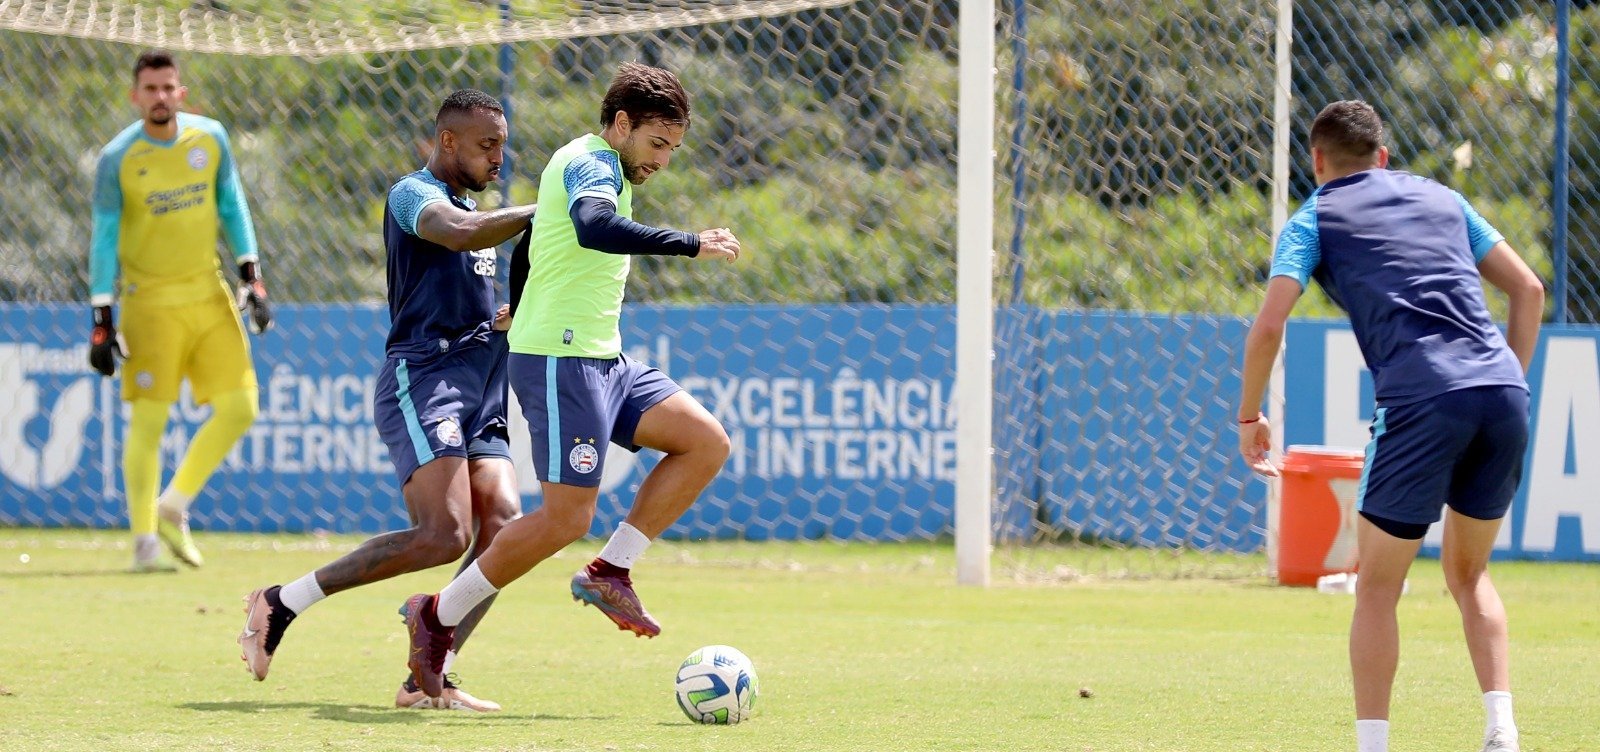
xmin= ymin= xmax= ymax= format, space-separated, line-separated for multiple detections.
xmin=1 ymin=0 xmax=1596 ymax=321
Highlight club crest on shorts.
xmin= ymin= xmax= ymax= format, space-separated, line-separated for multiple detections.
xmin=136 ymin=371 xmax=154 ymax=390
xmin=434 ymin=417 xmax=463 ymax=448
xmin=187 ymin=147 xmax=208 ymax=170
xmin=569 ymin=439 xmax=599 ymax=474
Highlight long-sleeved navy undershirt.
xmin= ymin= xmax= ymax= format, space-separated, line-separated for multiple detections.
xmin=570 ymin=196 xmax=700 ymax=258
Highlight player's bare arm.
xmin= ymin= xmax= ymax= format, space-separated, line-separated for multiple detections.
xmin=1477 ymin=241 xmax=1545 ymax=373
xmin=416 ymin=201 xmax=536 ymax=252
xmin=1237 ymin=276 xmax=1302 ymax=477
xmin=239 ymin=93 xmax=521 ymax=708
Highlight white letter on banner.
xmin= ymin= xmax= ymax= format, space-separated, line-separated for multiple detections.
xmin=831 ymin=369 xmax=861 ymax=428
xmin=706 ymin=377 xmax=740 ymax=426
xmin=739 ymin=379 xmax=769 ymax=425
xmin=0 ymin=346 xmax=94 ymax=490
xmin=801 ymin=380 xmax=828 ymax=427
xmin=1323 ymin=329 xmax=1371 ymax=450
xmin=900 ymin=380 xmax=929 ymax=428
xmin=334 ymin=374 xmax=364 ymax=423
xmin=772 ymin=378 xmax=800 ymax=428
xmin=1523 ymin=337 xmax=1600 ymax=555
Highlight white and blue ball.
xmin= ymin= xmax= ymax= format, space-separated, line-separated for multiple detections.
xmin=674 ymin=645 xmax=758 ymax=724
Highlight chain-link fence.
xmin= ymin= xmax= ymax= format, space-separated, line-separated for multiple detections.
xmin=0 ymin=0 xmax=1590 ymax=577
xmin=988 ymin=0 xmax=1275 ymax=578
xmin=1292 ymin=0 xmax=1586 ymax=322
xmin=1572 ymin=1 xmax=1600 ymax=324
xmin=991 ymin=0 xmax=1599 ymax=576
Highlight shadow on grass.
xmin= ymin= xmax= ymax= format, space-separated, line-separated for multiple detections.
xmin=0 ymin=568 xmax=166 ymax=579
xmin=179 ymin=701 xmax=612 ymax=724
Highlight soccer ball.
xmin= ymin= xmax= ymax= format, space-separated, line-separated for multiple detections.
xmin=674 ymin=645 xmax=758 ymax=724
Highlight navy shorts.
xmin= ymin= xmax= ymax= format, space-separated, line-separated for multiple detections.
xmin=1357 ymin=385 xmax=1530 ymax=527
xmin=510 ymin=352 xmax=682 ymax=488
xmin=374 ymin=336 xmax=511 ymax=485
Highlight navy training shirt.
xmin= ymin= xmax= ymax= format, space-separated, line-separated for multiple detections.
xmin=1270 ymin=169 xmax=1526 ymax=406
xmin=382 ymin=169 xmax=498 ymax=358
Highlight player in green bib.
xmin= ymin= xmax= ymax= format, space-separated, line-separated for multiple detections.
xmin=505 ymin=130 xmax=637 ymax=358
xmin=400 ymin=63 xmax=742 ymax=701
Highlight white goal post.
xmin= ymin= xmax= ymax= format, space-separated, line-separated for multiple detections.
xmin=955 ymin=0 xmax=996 ymax=587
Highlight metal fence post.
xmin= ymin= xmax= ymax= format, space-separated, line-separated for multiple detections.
xmin=499 ymin=0 xmax=515 ymax=207
xmin=1007 ymin=0 xmax=1029 ymax=304
xmin=1554 ymin=0 xmax=1572 ymax=324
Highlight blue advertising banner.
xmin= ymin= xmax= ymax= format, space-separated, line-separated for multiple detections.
xmin=0 ymin=304 xmax=1260 ymax=550
xmin=1283 ymin=321 xmax=1600 ymax=561
xmin=991 ymin=310 xmax=1263 ymax=552
xmin=4 ymin=303 xmax=1592 ymax=560
xmin=1 ymin=304 xmax=967 ymax=540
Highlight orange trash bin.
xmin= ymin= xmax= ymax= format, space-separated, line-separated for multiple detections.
xmin=1277 ymin=445 xmax=1366 ymax=586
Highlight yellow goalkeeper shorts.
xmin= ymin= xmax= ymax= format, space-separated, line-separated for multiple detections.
xmin=120 ymin=278 xmax=257 ymax=404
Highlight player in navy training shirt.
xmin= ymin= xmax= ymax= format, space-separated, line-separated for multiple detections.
xmin=1236 ymin=101 xmax=1543 ymax=752
xmin=238 ymin=90 xmax=537 ymax=712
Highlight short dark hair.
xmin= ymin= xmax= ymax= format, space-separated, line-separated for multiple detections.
xmin=436 ymin=89 xmax=504 ymax=130
xmin=1310 ymin=100 xmax=1385 ymax=168
xmin=600 ymin=63 xmax=690 ymax=129
xmin=132 ymin=49 xmax=177 ymax=82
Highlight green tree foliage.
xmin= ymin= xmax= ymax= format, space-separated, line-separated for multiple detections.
xmin=0 ymin=0 xmax=1589 ymax=320
xmin=1570 ymin=8 xmax=1600 ymax=321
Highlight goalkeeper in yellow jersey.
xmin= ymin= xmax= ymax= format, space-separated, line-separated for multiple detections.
xmin=87 ymin=50 xmax=270 ymax=572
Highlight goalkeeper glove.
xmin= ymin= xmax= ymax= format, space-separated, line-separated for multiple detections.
xmin=88 ymin=305 xmax=125 ymax=378
xmin=236 ymin=261 xmax=273 ymax=334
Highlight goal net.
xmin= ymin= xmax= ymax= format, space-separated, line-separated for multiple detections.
xmin=0 ymin=0 xmax=1279 ymax=580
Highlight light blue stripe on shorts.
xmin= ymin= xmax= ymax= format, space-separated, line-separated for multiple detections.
xmin=545 ymin=355 xmax=562 ymax=484
xmin=395 ymin=360 xmax=435 ymax=467
xmin=1355 ymin=406 xmax=1388 ymax=512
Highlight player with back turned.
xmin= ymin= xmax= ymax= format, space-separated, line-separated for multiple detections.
xmin=1236 ymin=100 xmax=1544 ymax=752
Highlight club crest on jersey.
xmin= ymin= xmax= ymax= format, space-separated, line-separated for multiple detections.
xmin=569 ymin=439 xmax=599 ymax=474
xmin=135 ymin=371 xmax=154 ymax=390
xmin=187 ymin=147 xmax=208 ymax=170
xmin=435 ymin=417 xmax=463 ymax=448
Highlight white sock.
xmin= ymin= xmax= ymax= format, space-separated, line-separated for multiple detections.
xmin=1356 ymin=719 xmax=1389 ymax=752
xmin=597 ymin=522 xmax=651 ymax=569
xmin=157 ymin=487 xmax=195 ymax=515
xmin=279 ymin=572 xmax=326 ymax=615
xmin=436 ymin=561 xmax=498 ymax=627
xmin=1484 ymin=691 xmax=1516 ymax=739
xmin=442 ymin=649 xmax=458 ymax=675
xmin=133 ymin=534 xmax=160 ymax=562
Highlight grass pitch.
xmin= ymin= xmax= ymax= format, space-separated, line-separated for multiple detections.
xmin=0 ymin=529 xmax=1595 ymax=751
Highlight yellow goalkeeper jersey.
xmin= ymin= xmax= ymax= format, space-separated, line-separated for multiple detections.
xmin=89 ymin=112 xmax=258 ymax=306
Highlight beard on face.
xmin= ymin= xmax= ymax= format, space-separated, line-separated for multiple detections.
xmin=457 ymin=157 xmax=497 ymax=192
xmin=147 ymin=107 xmax=173 ymax=125
xmin=619 ymin=133 xmax=656 ymax=184
xmin=619 ymin=152 xmax=653 ymax=184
